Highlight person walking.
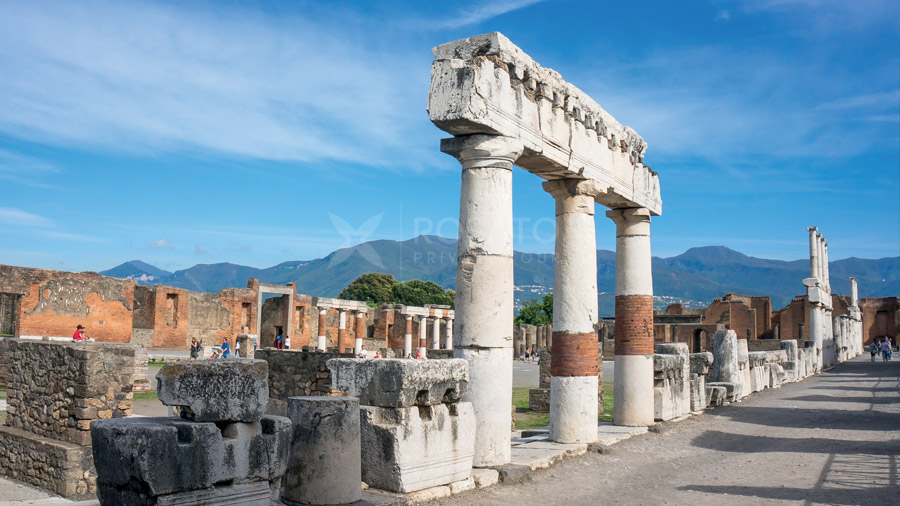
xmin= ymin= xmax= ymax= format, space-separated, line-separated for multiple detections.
xmin=189 ymin=338 xmax=202 ymax=360
xmin=881 ymin=339 xmax=892 ymax=362
xmin=275 ymin=332 xmax=283 ymax=350
xmin=221 ymin=338 xmax=231 ymax=358
xmin=870 ymin=340 xmax=879 ymax=362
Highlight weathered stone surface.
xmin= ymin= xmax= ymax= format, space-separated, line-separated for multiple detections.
xmin=707 ymin=382 xmax=737 ymax=402
xmin=99 ymin=481 xmax=272 ymax=506
xmin=689 ymin=352 xmax=714 ymax=375
xmin=360 ymin=402 xmax=475 ymax=493
xmin=711 ymin=330 xmax=739 ymax=384
xmin=706 ymin=385 xmax=727 ymax=406
xmin=282 ymin=397 xmax=361 ymax=506
xmin=156 ymin=359 xmax=268 ymax=422
xmin=0 ymin=425 xmax=95 ymax=499
xmin=256 ymin=350 xmax=353 ymax=415
xmin=653 ymin=353 xmax=687 ymax=421
xmin=328 ymin=358 xmax=468 ymax=408
xmin=91 ymin=414 xmax=290 ymax=504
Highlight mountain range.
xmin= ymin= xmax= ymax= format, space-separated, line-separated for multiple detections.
xmin=101 ymin=235 xmax=899 ymax=316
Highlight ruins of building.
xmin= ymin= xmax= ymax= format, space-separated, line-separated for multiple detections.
xmin=429 ymin=32 xmax=662 ymax=464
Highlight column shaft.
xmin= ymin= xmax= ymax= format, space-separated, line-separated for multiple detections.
xmin=432 ymin=316 xmax=441 ymax=350
xmin=337 ymin=310 xmax=348 ymax=353
xmin=545 ymin=179 xmax=599 ymax=443
xmin=443 ymin=134 xmax=523 ymax=466
xmin=807 ymin=227 xmax=819 ymax=280
xmin=445 ymin=319 xmax=454 ymax=350
xmin=607 ymin=207 xmax=655 ymax=427
xmin=316 ymin=309 xmax=327 ymax=351
xmin=403 ymin=316 xmax=413 ymax=358
xmin=355 ymin=310 xmax=366 ymax=354
xmin=418 ymin=316 xmax=428 ymax=356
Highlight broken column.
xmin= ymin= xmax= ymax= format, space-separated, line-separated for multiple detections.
xmin=689 ymin=352 xmax=713 ymax=411
xmin=91 ymin=359 xmax=291 ymax=505
xmin=317 ymin=308 xmax=327 ymax=351
xmin=237 ymin=333 xmax=257 ymax=358
xmin=608 ymin=208 xmax=655 ymax=427
xmin=709 ymin=329 xmax=743 ymax=401
xmin=281 ymin=397 xmax=361 ymax=506
xmin=442 ymin=134 xmax=523 ymax=466
xmin=329 ymin=358 xmax=474 ymax=492
xmin=544 ymin=179 xmax=599 ymax=443
xmin=654 ymin=343 xmax=689 ymax=420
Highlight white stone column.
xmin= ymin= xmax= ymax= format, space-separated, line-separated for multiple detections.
xmin=807 ymin=227 xmax=819 ymax=280
xmin=403 ymin=316 xmax=413 ymax=358
xmin=817 ymin=234 xmax=825 ymax=284
xmin=850 ymin=277 xmax=859 ymax=308
xmin=432 ymin=316 xmax=441 ymax=350
xmin=544 ymin=179 xmax=599 ymax=443
xmin=823 ymin=242 xmax=830 ymax=291
xmin=418 ymin=316 xmax=428 ymax=357
xmin=445 ymin=318 xmax=454 ymax=350
xmin=607 ymin=208 xmax=655 ymax=427
xmin=442 ymin=134 xmax=523 ymax=467
xmin=316 ymin=308 xmax=327 ymax=351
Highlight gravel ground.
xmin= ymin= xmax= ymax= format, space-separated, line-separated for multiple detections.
xmin=436 ymin=355 xmax=900 ymax=506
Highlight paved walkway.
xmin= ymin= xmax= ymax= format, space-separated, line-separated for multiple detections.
xmin=437 ymin=355 xmax=900 ymax=505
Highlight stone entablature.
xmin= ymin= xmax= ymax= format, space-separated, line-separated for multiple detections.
xmin=428 ymin=32 xmax=661 ymax=214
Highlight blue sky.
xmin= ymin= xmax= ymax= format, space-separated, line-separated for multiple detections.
xmin=0 ymin=0 xmax=898 ymax=273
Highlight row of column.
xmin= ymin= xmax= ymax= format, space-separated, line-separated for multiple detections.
xmin=445 ymin=134 xmax=656 ymax=467
xmin=805 ymin=227 xmax=833 ymax=370
xmin=403 ymin=316 xmax=454 ymax=358
xmin=316 ymin=308 xmax=368 ymax=353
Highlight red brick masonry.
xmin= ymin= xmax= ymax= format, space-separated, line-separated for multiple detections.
xmin=550 ymin=332 xmax=599 ymax=376
xmin=615 ymin=294 xmax=654 ymax=355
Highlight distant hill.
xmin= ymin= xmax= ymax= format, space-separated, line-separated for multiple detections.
xmin=100 ymin=236 xmax=900 ymax=316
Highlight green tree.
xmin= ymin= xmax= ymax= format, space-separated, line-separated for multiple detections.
xmin=392 ymin=279 xmax=455 ymax=308
xmin=338 ymin=273 xmax=398 ymax=305
xmin=515 ymin=292 xmax=553 ymax=325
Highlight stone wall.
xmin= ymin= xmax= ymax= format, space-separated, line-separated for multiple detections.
xmin=0 ymin=339 xmax=136 ymax=499
xmin=256 ymin=349 xmax=354 ymax=414
xmin=0 ymin=336 xmax=10 ymax=388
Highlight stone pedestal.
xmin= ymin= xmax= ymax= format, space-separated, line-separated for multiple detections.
xmin=282 ymin=397 xmax=361 ymax=506
xmin=689 ymin=352 xmax=713 ymax=411
xmin=328 ymin=358 xmax=474 ymax=493
xmin=237 ymin=334 xmax=257 ymax=358
xmin=654 ymin=343 xmax=690 ymax=421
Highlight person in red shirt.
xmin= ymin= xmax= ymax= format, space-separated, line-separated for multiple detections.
xmin=73 ymin=325 xmax=85 ymax=341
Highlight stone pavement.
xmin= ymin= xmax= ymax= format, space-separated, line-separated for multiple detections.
xmin=434 ymin=355 xmax=900 ymax=505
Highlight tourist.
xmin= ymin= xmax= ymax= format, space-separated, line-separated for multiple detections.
xmin=221 ymin=338 xmax=231 ymax=358
xmin=189 ymin=338 xmax=202 ymax=360
xmin=881 ymin=339 xmax=892 ymax=362
xmin=72 ymin=325 xmax=85 ymax=341
xmin=275 ymin=332 xmax=283 ymax=350
xmin=870 ymin=340 xmax=879 ymax=362
xmin=358 ymin=345 xmax=368 ymax=359
xmin=253 ymin=336 xmax=258 ymax=353
xmin=235 ymin=338 xmax=241 ymax=356
xmin=416 ymin=348 xmax=426 ymax=360
xmin=373 ymin=350 xmax=382 ymax=359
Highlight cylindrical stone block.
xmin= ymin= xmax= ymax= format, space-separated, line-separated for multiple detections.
xmin=432 ymin=317 xmax=441 ymax=350
xmin=607 ymin=207 xmax=654 ymax=427
xmin=355 ymin=310 xmax=367 ymax=354
xmin=282 ymin=397 xmax=361 ymax=506
xmin=444 ymin=134 xmax=523 ymax=467
xmin=445 ymin=319 xmax=454 ymax=350
xmin=418 ymin=316 xmax=428 ymax=357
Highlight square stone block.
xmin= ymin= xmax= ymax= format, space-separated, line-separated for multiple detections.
xmin=360 ymin=402 xmax=474 ymax=493
xmin=156 ymin=359 xmax=268 ymax=422
xmin=328 ymin=358 xmax=468 ymax=408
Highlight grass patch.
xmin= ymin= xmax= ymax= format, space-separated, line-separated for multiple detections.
xmin=511 ymin=384 xmax=615 ymax=428
xmin=133 ymin=391 xmax=159 ymax=402
xmin=148 ymin=360 xmax=167 ymax=367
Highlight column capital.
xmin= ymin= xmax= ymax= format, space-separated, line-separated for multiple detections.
xmin=807 ymin=226 xmax=818 ymax=233
xmin=542 ymin=179 xmax=602 ymax=215
xmin=440 ymin=135 xmax=524 ymax=170
xmin=606 ymin=207 xmax=652 ymax=231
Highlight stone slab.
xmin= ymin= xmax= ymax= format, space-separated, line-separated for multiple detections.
xmin=156 ymin=359 xmax=268 ymax=422
xmin=470 ymin=468 xmax=499 ymax=488
xmin=328 ymin=358 xmax=468 ymax=408
xmin=360 ymin=402 xmax=474 ymax=493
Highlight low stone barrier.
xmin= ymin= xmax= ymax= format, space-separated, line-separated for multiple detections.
xmin=0 ymin=340 xmax=136 ymax=499
xmin=256 ymin=349 xmax=354 ymax=415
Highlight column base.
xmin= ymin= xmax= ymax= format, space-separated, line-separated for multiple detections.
xmin=454 ymin=346 xmax=512 ymax=466
xmin=550 ymin=375 xmax=599 ymax=443
xmin=613 ymin=354 xmax=654 ymax=427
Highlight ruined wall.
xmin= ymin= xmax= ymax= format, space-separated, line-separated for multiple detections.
xmin=0 ymin=340 xmax=136 ymax=499
xmin=0 ymin=265 xmax=135 ymax=342
xmin=256 ymin=349 xmax=353 ymax=414
xmin=860 ymin=297 xmax=900 ymax=345
xmin=773 ymin=296 xmax=807 ymax=341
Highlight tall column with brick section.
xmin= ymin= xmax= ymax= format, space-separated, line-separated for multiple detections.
xmin=418 ymin=316 xmax=428 ymax=357
xmin=316 ymin=308 xmax=327 ymax=351
xmin=607 ymin=207 xmax=655 ymax=427
xmin=404 ymin=316 xmax=413 ymax=358
xmin=355 ymin=310 xmax=367 ymax=355
xmin=545 ymin=179 xmax=599 ymax=443
xmin=445 ymin=318 xmax=453 ymax=350
xmin=337 ymin=310 xmax=348 ymax=353
xmin=442 ymin=134 xmax=523 ymax=466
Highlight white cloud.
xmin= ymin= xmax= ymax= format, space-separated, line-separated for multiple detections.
xmin=436 ymin=0 xmax=546 ymax=29
xmin=194 ymin=246 xmax=207 ymax=255
xmin=0 ymin=207 xmax=53 ymax=227
xmin=0 ymin=1 xmax=432 ymax=168
xmin=0 ymin=149 xmax=60 ymax=188
xmin=148 ymin=239 xmax=174 ymax=249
